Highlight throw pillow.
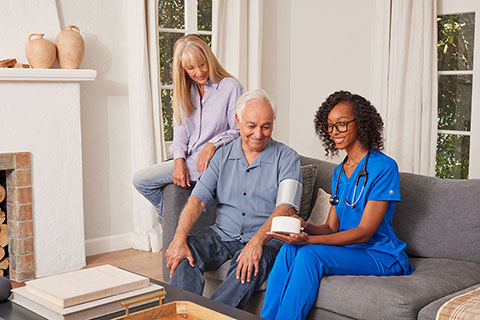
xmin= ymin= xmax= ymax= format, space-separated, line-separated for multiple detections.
xmin=307 ymin=188 xmax=331 ymax=225
xmin=298 ymin=164 xmax=318 ymax=220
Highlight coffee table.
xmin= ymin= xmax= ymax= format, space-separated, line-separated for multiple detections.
xmin=0 ymin=279 xmax=262 ymax=319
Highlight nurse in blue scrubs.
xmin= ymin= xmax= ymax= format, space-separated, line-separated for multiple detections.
xmin=261 ymin=90 xmax=414 ymax=320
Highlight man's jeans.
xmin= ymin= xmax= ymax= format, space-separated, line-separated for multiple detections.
xmin=132 ymin=160 xmax=175 ymax=224
xmin=170 ymin=227 xmax=283 ymax=308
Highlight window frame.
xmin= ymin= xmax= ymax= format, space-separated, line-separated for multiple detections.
xmin=437 ymin=0 xmax=480 ymax=179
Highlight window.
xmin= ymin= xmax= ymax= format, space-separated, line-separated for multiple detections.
xmin=158 ymin=0 xmax=213 ymax=145
xmin=436 ymin=1 xmax=480 ymax=179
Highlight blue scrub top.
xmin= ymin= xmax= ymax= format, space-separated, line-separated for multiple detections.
xmin=332 ymin=150 xmax=414 ymax=275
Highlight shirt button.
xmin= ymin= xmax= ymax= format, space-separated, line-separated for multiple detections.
xmin=243 ymin=192 xmax=246 ymax=196
xmin=242 ymin=212 xmax=246 ymax=216
xmin=240 ymin=232 xmax=244 ymax=236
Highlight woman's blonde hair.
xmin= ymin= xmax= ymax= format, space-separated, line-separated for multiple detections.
xmin=172 ymin=34 xmax=233 ymax=124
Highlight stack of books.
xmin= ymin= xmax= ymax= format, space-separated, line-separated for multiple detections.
xmin=10 ymin=264 xmax=164 ymax=320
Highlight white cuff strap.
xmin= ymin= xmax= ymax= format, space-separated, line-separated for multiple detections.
xmin=276 ymin=179 xmax=303 ymax=212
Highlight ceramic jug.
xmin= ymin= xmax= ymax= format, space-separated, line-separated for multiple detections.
xmin=25 ymin=33 xmax=56 ymax=69
xmin=55 ymin=25 xmax=85 ymax=69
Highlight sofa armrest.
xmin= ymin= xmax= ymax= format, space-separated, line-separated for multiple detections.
xmin=418 ymin=283 xmax=480 ymax=320
xmin=161 ymin=183 xmax=217 ymax=282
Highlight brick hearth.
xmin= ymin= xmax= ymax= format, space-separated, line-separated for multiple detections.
xmin=0 ymin=152 xmax=34 ymax=282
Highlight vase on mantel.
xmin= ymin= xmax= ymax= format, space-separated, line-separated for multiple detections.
xmin=25 ymin=33 xmax=56 ymax=69
xmin=55 ymin=25 xmax=85 ymax=69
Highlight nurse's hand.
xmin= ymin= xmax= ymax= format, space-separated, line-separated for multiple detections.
xmin=172 ymin=158 xmax=191 ymax=188
xmin=267 ymin=231 xmax=310 ymax=245
xmin=196 ymin=142 xmax=215 ymax=174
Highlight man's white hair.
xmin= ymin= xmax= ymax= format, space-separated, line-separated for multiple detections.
xmin=236 ymin=89 xmax=277 ymax=121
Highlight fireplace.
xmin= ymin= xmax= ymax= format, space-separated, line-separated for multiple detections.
xmin=0 ymin=152 xmax=34 ymax=282
xmin=1 ymin=68 xmax=95 ymax=279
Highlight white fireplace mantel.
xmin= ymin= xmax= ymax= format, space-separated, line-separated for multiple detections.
xmin=0 ymin=69 xmax=96 ymax=278
xmin=0 ymin=68 xmax=96 ymax=82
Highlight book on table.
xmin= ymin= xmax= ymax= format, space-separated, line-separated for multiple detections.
xmin=24 ymin=264 xmax=150 ymax=308
xmin=12 ymin=282 xmax=165 ymax=320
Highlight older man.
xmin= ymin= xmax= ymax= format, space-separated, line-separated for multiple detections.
xmin=165 ymin=89 xmax=302 ymax=308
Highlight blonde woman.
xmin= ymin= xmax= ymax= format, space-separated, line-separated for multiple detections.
xmin=133 ymin=34 xmax=244 ymax=223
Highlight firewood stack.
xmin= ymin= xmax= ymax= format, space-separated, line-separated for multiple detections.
xmin=0 ymin=185 xmax=8 ymax=276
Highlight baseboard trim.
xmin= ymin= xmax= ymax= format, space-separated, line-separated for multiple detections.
xmin=85 ymin=233 xmax=134 ymax=256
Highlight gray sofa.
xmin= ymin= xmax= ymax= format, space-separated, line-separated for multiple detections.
xmin=162 ymin=155 xmax=480 ymax=319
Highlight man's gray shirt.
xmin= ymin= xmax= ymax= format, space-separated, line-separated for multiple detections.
xmin=192 ymin=137 xmax=302 ymax=243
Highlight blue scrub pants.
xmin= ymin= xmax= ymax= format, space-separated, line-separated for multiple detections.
xmin=261 ymin=243 xmax=403 ymax=320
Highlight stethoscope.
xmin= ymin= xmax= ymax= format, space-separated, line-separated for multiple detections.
xmin=329 ymin=151 xmax=370 ymax=209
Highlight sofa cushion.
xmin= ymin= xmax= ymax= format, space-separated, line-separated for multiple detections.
xmin=307 ymin=308 xmax=355 ymax=320
xmin=394 ymin=173 xmax=480 ymax=264
xmin=313 ymin=257 xmax=480 ymax=320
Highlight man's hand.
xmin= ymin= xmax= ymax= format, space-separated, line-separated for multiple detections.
xmin=232 ymin=205 xmax=297 ymax=284
xmin=165 ymin=237 xmax=195 ymax=278
xmin=172 ymin=158 xmax=190 ymax=188
xmin=235 ymin=240 xmax=263 ymax=284
xmin=267 ymin=231 xmax=310 ymax=245
xmin=196 ymin=142 xmax=216 ymax=174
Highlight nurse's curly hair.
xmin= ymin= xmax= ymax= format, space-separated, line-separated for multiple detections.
xmin=314 ymin=90 xmax=384 ymax=157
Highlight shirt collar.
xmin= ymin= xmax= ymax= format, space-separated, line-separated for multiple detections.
xmin=229 ymin=138 xmax=244 ymax=160
xmin=229 ymin=138 xmax=276 ymax=166
xmin=192 ymin=79 xmax=219 ymax=90
xmin=190 ymin=80 xmax=216 ymax=103
xmin=208 ymin=79 xmax=221 ymax=90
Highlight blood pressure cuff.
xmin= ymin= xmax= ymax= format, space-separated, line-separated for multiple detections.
xmin=276 ymin=179 xmax=302 ymax=212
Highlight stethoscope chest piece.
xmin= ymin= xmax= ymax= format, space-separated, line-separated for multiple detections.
xmin=329 ymin=194 xmax=339 ymax=206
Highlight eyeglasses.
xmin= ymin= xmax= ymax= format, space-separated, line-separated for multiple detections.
xmin=327 ymin=119 xmax=356 ymax=133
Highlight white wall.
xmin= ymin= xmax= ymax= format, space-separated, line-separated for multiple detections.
xmin=262 ymin=0 xmax=291 ymax=145
xmin=263 ymin=0 xmax=377 ymax=163
xmin=0 ymin=0 xmax=60 ymax=63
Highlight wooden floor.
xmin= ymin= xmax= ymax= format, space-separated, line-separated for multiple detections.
xmin=85 ymin=248 xmax=163 ymax=280
xmin=11 ymin=248 xmax=163 ymax=288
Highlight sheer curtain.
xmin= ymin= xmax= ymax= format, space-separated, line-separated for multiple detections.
xmin=372 ymin=0 xmax=437 ymax=176
xmin=212 ymin=0 xmax=263 ymax=90
xmin=127 ymin=0 xmax=163 ymax=252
